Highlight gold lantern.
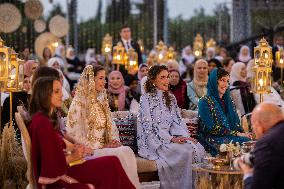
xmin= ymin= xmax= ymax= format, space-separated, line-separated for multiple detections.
xmin=102 ymin=33 xmax=113 ymax=72
xmin=167 ymin=47 xmax=176 ymax=60
xmin=193 ymin=34 xmax=204 ymax=59
xmin=0 ymin=37 xmax=12 ymax=83
xmin=138 ymin=39 xmax=144 ymax=53
xmin=206 ymin=38 xmax=217 ymax=49
xmin=155 ymin=41 xmax=168 ymax=65
xmin=6 ymin=52 xmax=24 ymax=92
xmin=112 ymin=42 xmax=127 ymax=70
xmin=276 ymin=47 xmax=284 ymax=82
xmin=125 ymin=48 xmax=138 ymax=74
xmin=252 ymin=38 xmax=273 ymax=103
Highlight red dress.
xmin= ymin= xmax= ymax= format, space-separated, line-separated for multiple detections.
xmin=28 ymin=112 xmax=135 ymax=189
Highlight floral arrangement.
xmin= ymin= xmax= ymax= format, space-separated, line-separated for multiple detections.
xmin=219 ymin=141 xmax=241 ymax=156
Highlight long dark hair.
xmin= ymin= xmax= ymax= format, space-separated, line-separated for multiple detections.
xmin=29 ymin=77 xmax=60 ymax=129
xmin=31 ymin=66 xmax=60 ymax=86
xmin=93 ymin=65 xmax=105 ymax=76
xmin=145 ymin=65 xmax=173 ymax=108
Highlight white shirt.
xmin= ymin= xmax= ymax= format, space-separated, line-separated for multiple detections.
xmin=121 ymin=38 xmax=132 ymax=52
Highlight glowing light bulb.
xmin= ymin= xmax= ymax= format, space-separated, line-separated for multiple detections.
xmin=280 ymin=58 xmax=283 ymax=64
xmin=129 ymin=60 xmax=136 ymax=66
xmin=195 ymin=51 xmax=200 ymax=56
xmin=158 ymin=53 xmax=163 ymax=60
xmin=105 ymin=47 xmax=111 ymax=53
xmin=259 ymin=79 xmax=264 ymax=87
xmin=117 ymin=55 xmax=121 ymax=60
xmin=264 ymin=53 xmax=268 ymax=59
xmin=52 ymin=42 xmax=59 ymax=47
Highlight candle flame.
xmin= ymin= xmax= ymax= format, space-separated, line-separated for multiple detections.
xmin=259 ymin=79 xmax=264 ymax=87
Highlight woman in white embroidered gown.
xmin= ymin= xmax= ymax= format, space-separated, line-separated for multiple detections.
xmin=66 ymin=65 xmax=140 ymax=188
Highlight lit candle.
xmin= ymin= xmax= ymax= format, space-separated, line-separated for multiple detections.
xmin=105 ymin=46 xmax=111 ymax=53
xmin=129 ymin=60 xmax=136 ymax=66
xmin=158 ymin=53 xmax=163 ymax=60
xmin=280 ymin=58 xmax=284 ymax=64
xmin=117 ymin=55 xmax=121 ymax=60
xmin=264 ymin=53 xmax=268 ymax=59
xmin=195 ymin=51 xmax=200 ymax=56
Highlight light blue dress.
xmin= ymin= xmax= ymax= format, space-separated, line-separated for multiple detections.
xmin=137 ymin=90 xmax=205 ymax=189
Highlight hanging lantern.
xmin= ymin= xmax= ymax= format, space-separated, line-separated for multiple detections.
xmin=125 ymin=48 xmax=138 ymax=73
xmin=6 ymin=51 xmax=24 ymax=92
xmin=206 ymin=38 xmax=217 ymax=49
xmin=138 ymin=39 xmax=144 ymax=53
xmin=155 ymin=41 xmax=168 ymax=65
xmin=193 ymin=34 xmax=204 ymax=59
xmin=0 ymin=38 xmax=12 ymax=83
xmin=252 ymin=38 xmax=273 ymax=103
xmin=167 ymin=47 xmax=176 ymax=60
xmin=112 ymin=42 xmax=127 ymax=65
xmin=102 ymin=33 xmax=112 ymax=56
xmin=276 ymin=47 xmax=284 ymax=82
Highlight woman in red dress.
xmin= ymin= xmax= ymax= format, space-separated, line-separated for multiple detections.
xmin=28 ymin=76 xmax=135 ymax=189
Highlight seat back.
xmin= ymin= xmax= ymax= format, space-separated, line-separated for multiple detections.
xmin=15 ymin=112 xmax=37 ymax=189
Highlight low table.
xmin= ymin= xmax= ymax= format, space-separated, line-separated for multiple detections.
xmin=193 ymin=163 xmax=243 ymax=189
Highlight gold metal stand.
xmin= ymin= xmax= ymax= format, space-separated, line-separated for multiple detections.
xmin=260 ymin=93 xmax=264 ymax=103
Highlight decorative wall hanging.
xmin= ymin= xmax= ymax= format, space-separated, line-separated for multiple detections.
xmin=34 ymin=19 xmax=46 ymax=33
xmin=0 ymin=3 xmax=22 ymax=33
xmin=34 ymin=32 xmax=61 ymax=59
xmin=24 ymin=0 xmax=44 ymax=20
xmin=49 ymin=15 xmax=69 ymax=38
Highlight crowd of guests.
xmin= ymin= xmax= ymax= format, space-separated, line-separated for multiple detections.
xmin=1 ymin=25 xmax=284 ymax=188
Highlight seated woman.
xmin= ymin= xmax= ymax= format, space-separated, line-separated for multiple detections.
xmin=169 ymin=68 xmax=189 ymax=109
xmin=28 ymin=77 xmax=134 ymax=189
xmin=230 ymin=62 xmax=256 ymax=116
xmin=107 ymin=71 xmax=129 ymax=111
xmin=66 ymin=65 xmax=140 ymax=188
xmin=187 ymin=59 xmax=208 ymax=110
xmin=137 ymin=65 xmax=205 ymax=189
xmin=198 ymin=68 xmax=250 ymax=156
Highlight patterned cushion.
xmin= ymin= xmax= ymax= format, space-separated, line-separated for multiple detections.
xmin=112 ymin=111 xmax=138 ymax=153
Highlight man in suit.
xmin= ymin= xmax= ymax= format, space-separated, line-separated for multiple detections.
xmin=119 ymin=24 xmax=142 ymax=65
xmin=239 ymin=103 xmax=284 ymax=189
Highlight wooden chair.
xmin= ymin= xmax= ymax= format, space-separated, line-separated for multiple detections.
xmin=15 ymin=112 xmax=37 ymax=189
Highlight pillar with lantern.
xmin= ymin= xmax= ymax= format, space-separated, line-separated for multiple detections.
xmin=252 ymin=38 xmax=273 ymax=103
xmin=112 ymin=42 xmax=127 ymax=70
xmin=193 ymin=34 xmax=204 ymax=59
xmin=276 ymin=47 xmax=284 ymax=82
xmin=0 ymin=37 xmax=25 ymax=127
xmin=101 ymin=33 xmax=113 ymax=72
xmin=155 ymin=41 xmax=168 ymax=65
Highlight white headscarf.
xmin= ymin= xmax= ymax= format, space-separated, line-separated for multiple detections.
xmin=206 ymin=47 xmax=216 ymax=59
xmin=66 ymin=47 xmax=75 ymax=60
xmin=55 ymin=45 xmax=65 ymax=57
xmin=238 ymin=45 xmax=252 ymax=63
xmin=182 ymin=45 xmax=195 ymax=64
xmin=85 ymin=48 xmax=97 ymax=65
xmin=230 ymin=62 xmax=247 ymax=84
xmin=47 ymin=57 xmax=65 ymax=69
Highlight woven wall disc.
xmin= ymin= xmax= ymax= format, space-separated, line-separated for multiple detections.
xmin=49 ymin=15 xmax=69 ymax=38
xmin=34 ymin=19 xmax=46 ymax=33
xmin=24 ymin=0 xmax=44 ymax=20
xmin=0 ymin=3 xmax=22 ymax=33
xmin=34 ymin=32 xmax=61 ymax=59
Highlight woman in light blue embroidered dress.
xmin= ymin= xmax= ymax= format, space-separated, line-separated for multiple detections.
xmin=137 ymin=65 xmax=205 ymax=189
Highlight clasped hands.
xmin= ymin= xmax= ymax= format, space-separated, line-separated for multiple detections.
xmin=171 ymin=136 xmax=197 ymax=144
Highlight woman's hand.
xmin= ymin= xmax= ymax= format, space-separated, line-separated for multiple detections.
xmin=171 ymin=136 xmax=198 ymax=144
xmin=237 ymin=132 xmax=252 ymax=139
xmin=103 ymin=140 xmax=122 ymax=148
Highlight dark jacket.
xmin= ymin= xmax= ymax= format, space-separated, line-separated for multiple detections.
xmin=244 ymin=120 xmax=284 ymax=189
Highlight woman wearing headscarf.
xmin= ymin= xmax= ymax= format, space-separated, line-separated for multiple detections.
xmin=238 ymin=45 xmax=252 ymax=64
xmin=54 ymin=45 xmax=67 ymax=69
xmin=187 ymin=59 xmax=208 ymax=110
xmin=66 ymin=47 xmax=85 ymax=73
xmin=66 ymin=65 xmax=140 ymax=188
xmin=85 ymin=48 xmax=97 ymax=65
xmin=169 ymin=68 xmax=189 ymax=109
xmin=108 ymin=71 xmax=129 ymax=111
xmin=230 ymin=62 xmax=256 ymax=116
xmin=198 ymin=68 xmax=250 ymax=156
xmin=137 ymin=65 xmax=205 ymax=189
xmin=48 ymin=57 xmax=70 ymax=93
xmin=206 ymin=47 xmax=216 ymax=61
xmin=24 ymin=60 xmax=38 ymax=78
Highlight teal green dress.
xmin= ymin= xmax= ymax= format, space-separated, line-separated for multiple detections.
xmin=198 ymin=69 xmax=249 ymax=156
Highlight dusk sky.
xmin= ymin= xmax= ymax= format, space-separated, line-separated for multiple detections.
xmin=42 ymin=0 xmax=232 ymax=22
